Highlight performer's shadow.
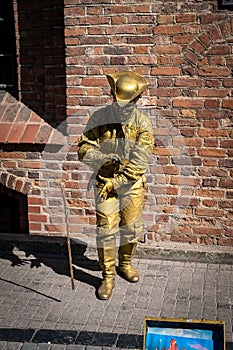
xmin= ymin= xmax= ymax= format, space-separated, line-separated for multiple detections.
xmin=0 ymin=237 xmax=101 ymax=292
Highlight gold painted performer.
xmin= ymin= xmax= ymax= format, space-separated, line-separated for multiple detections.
xmin=78 ymin=71 xmax=153 ymax=300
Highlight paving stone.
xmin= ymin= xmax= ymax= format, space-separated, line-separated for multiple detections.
xmin=76 ymin=332 xmax=118 ymax=347
xmin=5 ymin=343 xmax=23 ymax=350
xmin=36 ymin=344 xmax=50 ymax=350
xmin=0 ymin=245 xmax=232 ymax=348
xmin=21 ymin=343 xmax=37 ymax=350
xmin=0 ymin=342 xmax=7 ymax=350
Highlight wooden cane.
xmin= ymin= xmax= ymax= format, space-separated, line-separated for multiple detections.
xmin=58 ymin=180 xmax=75 ymax=290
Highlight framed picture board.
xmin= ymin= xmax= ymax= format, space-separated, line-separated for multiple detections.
xmin=143 ymin=317 xmax=225 ymax=350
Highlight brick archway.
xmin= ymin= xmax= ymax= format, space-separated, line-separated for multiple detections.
xmin=183 ymin=14 xmax=233 ymax=71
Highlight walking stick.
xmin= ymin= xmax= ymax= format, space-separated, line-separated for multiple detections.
xmin=57 ymin=179 xmax=75 ymax=290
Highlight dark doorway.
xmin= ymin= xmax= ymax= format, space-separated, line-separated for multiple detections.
xmin=0 ymin=184 xmax=29 ymax=233
xmin=0 ymin=0 xmax=18 ymax=98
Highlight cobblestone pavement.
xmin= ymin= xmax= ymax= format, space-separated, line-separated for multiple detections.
xmin=0 ymin=240 xmax=232 ymax=350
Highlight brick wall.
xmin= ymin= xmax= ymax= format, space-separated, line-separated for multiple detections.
xmin=64 ymin=0 xmax=233 ymax=246
xmin=0 ymin=0 xmax=232 ymax=247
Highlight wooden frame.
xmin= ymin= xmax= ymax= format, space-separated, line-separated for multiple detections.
xmin=143 ymin=317 xmax=225 ymax=350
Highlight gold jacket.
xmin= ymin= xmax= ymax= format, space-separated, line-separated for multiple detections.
xmin=78 ymin=105 xmax=153 ymax=188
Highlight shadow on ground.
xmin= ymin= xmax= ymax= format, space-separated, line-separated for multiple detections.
xmin=0 ymin=236 xmax=101 ymax=292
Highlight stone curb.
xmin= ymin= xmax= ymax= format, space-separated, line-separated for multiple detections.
xmin=0 ymin=328 xmax=143 ymax=349
xmin=0 ymin=233 xmax=232 ymax=264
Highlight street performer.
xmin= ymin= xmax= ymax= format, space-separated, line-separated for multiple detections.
xmin=78 ymin=71 xmax=153 ymax=300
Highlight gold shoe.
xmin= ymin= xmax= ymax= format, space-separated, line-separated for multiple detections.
xmin=118 ymin=264 xmax=139 ymax=283
xmin=97 ymin=247 xmax=116 ymax=300
xmin=98 ymin=276 xmax=115 ymax=300
xmin=118 ymin=243 xmax=139 ymax=283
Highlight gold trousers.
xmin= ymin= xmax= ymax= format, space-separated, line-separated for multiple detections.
xmin=95 ymin=177 xmax=144 ymax=249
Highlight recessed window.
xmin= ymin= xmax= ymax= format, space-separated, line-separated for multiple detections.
xmin=0 ymin=0 xmax=18 ymax=98
xmin=222 ymin=0 xmax=233 ymax=4
xmin=218 ymin=0 xmax=233 ymax=8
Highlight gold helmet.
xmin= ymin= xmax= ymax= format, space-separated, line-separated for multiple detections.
xmin=106 ymin=71 xmax=149 ymax=106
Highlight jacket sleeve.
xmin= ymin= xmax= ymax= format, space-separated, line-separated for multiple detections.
xmin=113 ymin=116 xmax=153 ymax=189
xmin=77 ymin=114 xmax=105 ymax=171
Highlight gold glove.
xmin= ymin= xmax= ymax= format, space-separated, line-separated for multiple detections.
xmin=98 ymin=175 xmax=114 ymax=200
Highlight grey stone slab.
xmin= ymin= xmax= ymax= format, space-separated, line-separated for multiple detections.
xmin=0 ymin=330 xmax=35 ymax=343
xmin=33 ymin=331 xmax=77 ymax=345
xmin=76 ymin=332 xmax=118 ymax=347
xmin=117 ymin=334 xmax=143 ymax=349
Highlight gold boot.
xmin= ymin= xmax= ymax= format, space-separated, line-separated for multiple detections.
xmin=118 ymin=243 xmax=139 ymax=283
xmin=97 ymin=247 xmax=116 ymax=300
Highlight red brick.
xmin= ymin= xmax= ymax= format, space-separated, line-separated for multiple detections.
xmin=15 ymin=180 xmax=23 ymax=192
xmin=29 ymin=112 xmax=43 ymax=123
xmin=22 ymin=182 xmax=32 ymax=194
xmin=208 ymin=24 xmax=222 ymax=41
xmin=219 ymin=159 xmax=233 ymax=168
xmin=0 ymin=123 xmax=12 ymax=143
xmin=29 ymin=223 xmax=42 ymax=231
xmin=223 ymin=78 xmax=233 ymax=87
xmin=81 ymin=77 xmax=106 ymax=87
xmin=204 ymin=99 xmax=220 ymax=109
xmin=45 ymin=224 xmax=66 ymax=232
xmin=195 ymin=189 xmax=224 ymax=198
xmin=65 ymin=6 xmax=85 ymax=16
xmin=219 ymin=200 xmax=233 ymax=209
xmin=222 ymin=99 xmax=233 ymax=109
xmin=80 ymin=36 xmax=108 ymax=45
xmin=7 ymin=124 xmax=26 ymax=143
xmin=153 ymin=45 xmax=180 ymax=54
xmin=199 ymin=89 xmax=228 ymax=97
xmin=219 ymin=179 xmax=233 ymax=189
xmin=175 ymin=77 xmax=203 ymax=87
xmin=193 ymin=227 xmax=222 ymax=236
xmin=209 ymin=44 xmax=231 ymax=55
xmin=173 ymin=34 xmax=195 ymax=44
xmin=197 ymin=128 xmax=228 ymax=137
xmin=170 ymin=176 xmax=200 ymax=186
xmin=202 ymin=199 xmax=217 ymax=207
xmin=157 ymin=15 xmax=173 ymax=24
xmin=127 ymin=36 xmax=154 ymax=45
xmin=170 ymin=197 xmax=199 ymax=207
xmin=195 ymin=208 xmax=224 ymax=217
xmin=153 ymin=24 xmax=183 ymax=35
xmin=151 ymin=67 xmax=180 ymax=76
xmin=200 ymin=13 xmax=226 ymax=24
xmin=197 ymin=148 xmax=226 ymax=158
xmin=183 ymin=50 xmax=199 ymax=65
xmin=170 ymin=235 xmax=197 ymax=244
xmin=218 ymin=238 xmax=233 ymax=246
xmin=176 ymin=14 xmax=196 ymax=23
xmin=34 ymin=125 xmax=52 ymax=144
xmin=225 ymin=229 xmax=233 ymax=237
xmin=29 ymin=214 xmax=48 ymax=222
xmin=19 ymin=161 xmax=41 ymax=169
xmin=198 ymin=32 xmax=211 ymax=48
xmin=20 ymin=124 xmax=40 ymax=143
xmin=28 ymin=197 xmax=46 ymax=205
xmin=28 ymin=206 xmax=41 ymax=213
xmin=198 ymin=67 xmax=229 ymax=77
xmin=173 ymin=98 xmax=204 ymax=108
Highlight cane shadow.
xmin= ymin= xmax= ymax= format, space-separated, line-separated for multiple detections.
xmin=0 ymin=237 xmax=102 ymax=291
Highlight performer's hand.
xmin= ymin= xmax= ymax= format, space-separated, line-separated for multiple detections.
xmin=98 ymin=175 xmax=114 ymax=200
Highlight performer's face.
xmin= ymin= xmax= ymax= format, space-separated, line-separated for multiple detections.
xmin=112 ymin=100 xmax=135 ymax=122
